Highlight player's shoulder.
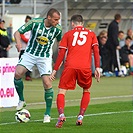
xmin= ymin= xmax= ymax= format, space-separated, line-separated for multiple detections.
xmin=30 ymin=18 xmax=44 ymax=23
xmin=85 ymin=28 xmax=97 ymax=36
xmin=63 ymin=29 xmax=72 ymax=36
xmin=84 ymin=28 xmax=94 ymax=33
xmin=56 ymin=24 xmax=62 ymax=31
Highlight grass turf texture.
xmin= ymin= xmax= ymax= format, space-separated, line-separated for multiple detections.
xmin=0 ymin=76 xmax=133 ymax=132
xmin=0 ymin=101 xmax=132 ymax=133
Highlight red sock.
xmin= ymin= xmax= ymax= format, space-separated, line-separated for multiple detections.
xmin=57 ymin=94 xmax=65 ymax=115
xmin=79 ymin=92 xmax=90 ymax=116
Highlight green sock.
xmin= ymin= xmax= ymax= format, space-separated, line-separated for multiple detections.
xmin=44 ymin=88 xmax=53 ymax=116
xmin=14 ymin=78 xmax=24 ymax=101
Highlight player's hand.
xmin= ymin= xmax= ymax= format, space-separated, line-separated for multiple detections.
xmin=15 ymin=44 xmax=22 ymax=52
xmin=49 ymin=70 xmax=57 ymax=81
xmin=94 ymin=67 xmax=101 ymax=82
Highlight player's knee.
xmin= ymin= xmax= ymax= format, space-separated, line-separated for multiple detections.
xmin=43 ymin=82 xmax=52 ymax=89
xmin=83 ymin=88 xmax=90 ymax=93
xmin=58 ymin=88 xmax=67 ymax=95
xmin=15 ymin=69 xmax=26 ymax=79
xmin=14 ymin=70 xmax=23 ymax=79
xmin=15 ymin=66 xmax=26 ymax=79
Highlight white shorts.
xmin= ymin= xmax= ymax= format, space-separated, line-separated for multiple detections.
xmin=18 ymin=52 xmax=52 ymax=76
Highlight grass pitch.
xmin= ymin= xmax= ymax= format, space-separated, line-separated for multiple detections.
xmin=0 ymin=76 xmax=133 ymax=133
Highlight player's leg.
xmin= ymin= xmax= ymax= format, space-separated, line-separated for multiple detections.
xmin=39 ymin=61 xmax=53 ymax=122
xmin=37 ymin=57 xmax=54 ymax=123
xmin=56 ymin=68 xmax=76 ymax=128
xmin=14 ymin=65 xmax=27 ymax=110
xmin=15 ymin=52 xmax=35 ymax=110
xmin=42 ymin=75 xmax=53 ymax=123
xmin=25 ymin=70 xmax=32 ymax=81
xmin=76 ymin=68 xmax=92 ymax=125
xmin=56 ymin=89 xmax=67 ymax=128
xmin=76 ymin=89 xmax=90 ymax=125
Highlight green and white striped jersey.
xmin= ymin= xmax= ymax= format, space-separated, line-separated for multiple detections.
xmin=18 ymin=18 xmax=62 ymax=57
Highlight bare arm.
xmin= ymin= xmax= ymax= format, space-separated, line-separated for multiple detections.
xmin=14 ymin=31 xmax=22 ymax=52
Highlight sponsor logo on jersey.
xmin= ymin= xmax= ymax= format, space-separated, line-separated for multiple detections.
xmin=36 ymin=36 xmax=49 ymax=45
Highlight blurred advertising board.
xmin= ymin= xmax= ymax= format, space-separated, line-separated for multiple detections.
xmin=0 ymin=58 xmax=19 ymax=107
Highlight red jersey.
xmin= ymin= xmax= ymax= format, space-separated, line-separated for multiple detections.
xmin=58 ymin=26 xmax=99 ymax=69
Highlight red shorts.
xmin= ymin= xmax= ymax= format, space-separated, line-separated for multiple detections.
xmin=58 ymin=68 xmax=92 ymax=90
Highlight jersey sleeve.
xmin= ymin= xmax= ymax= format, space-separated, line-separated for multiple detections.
xmin=92 ymin=33 xmax=100 ymax=68
xmin=56 ymin=30 xmax=62 ymax=42
xmin=53 ymin=33 xmax=68 ymax=70
xmin=56 ymin=24 xmax=62 ymax=42
xmin=54 ymin=48 xmax=67 ymax=71
xmin=92 ymin=32 xmax=99 ymax=47
xmin=18 ymin=19 xmax=33 ymax=34
xmin=58 ymin=32 xmax=68 ymax=49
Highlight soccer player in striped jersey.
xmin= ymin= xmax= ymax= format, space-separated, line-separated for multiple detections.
xmin=49 ymin=14 xmax=100 ymax=128
xmin=14 ymin=8 xmax=62 ymax=123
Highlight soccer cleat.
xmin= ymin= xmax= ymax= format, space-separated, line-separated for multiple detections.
xmin=76 ymin=115 xmax=83 ymax=126
xmin=56 ymin=114 xmax=66 ymax=128
xmin=43 ymin=114 xmax=51 ymax=123
xmin=16 ymin=100 xmax=26 ymax=111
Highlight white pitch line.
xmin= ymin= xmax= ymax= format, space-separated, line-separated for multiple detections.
xmin=26 ymin=95 xmax=132 ymax=106
xmin=0 ymin=110 xmax=132 ymax=125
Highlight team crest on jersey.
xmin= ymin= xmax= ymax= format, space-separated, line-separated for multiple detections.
xmin=49 ymin=33 xmax=53 ymax=36
xmin=38 ymin=29 xmax=42 ymax=34
xmin=36 ymin=36 xmax=49 ymax=45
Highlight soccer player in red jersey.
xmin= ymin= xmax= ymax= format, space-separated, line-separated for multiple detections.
xmin=50 ymin=14 xmax=101 ymax=128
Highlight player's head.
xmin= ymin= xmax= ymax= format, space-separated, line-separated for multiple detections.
xmin=114 ymin=13 xmax=121 ymax=23
xmin=70 ymin=14 xmax=83 ymax=28
xmin=25 ymin=15 xmax=32 ymax=23
xmin=46 ymin=8 xmax=60 ymax=27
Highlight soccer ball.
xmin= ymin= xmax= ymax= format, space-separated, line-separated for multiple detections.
xmin=15 ymin=109 xmax=31 ymax=123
